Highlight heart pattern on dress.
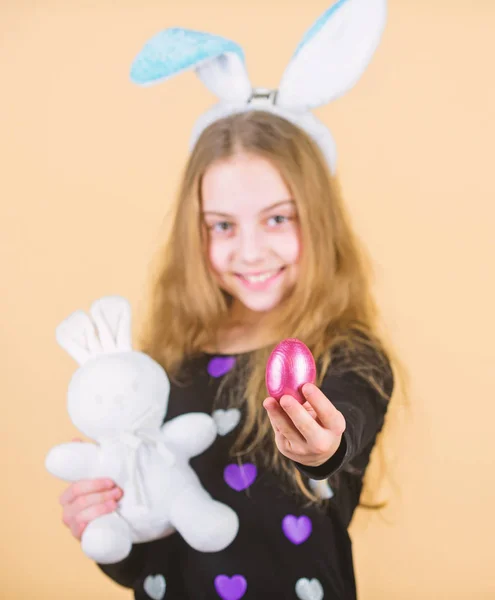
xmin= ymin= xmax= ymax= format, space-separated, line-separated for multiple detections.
xmin=295 ymin=577 xmax=324 ymax=600
xmin=213 ymin=408 xmax=241 ymax=436
xmin=144 ymin=574 xmax=166 ymax=599
xmin=309 ymin=477 xmax=334 ymax=499
xmin=207 ymin=356 xmax=236 ymax=377
xmin=224 ymin=463 xmax=257 ymax=491
xmin=282 ymin=515 xmax=313 ymax=544
xmin=214 ymin=574 xmax=247 ymax=600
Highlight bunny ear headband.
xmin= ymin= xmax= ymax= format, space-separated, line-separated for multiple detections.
xmin=129 ymin=0 xmax=387 ymax=173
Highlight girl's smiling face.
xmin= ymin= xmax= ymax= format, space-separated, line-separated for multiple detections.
xmin=201 ymin=152 xmax=301 ymax=317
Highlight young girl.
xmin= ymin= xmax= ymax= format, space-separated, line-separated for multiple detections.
xmin=58 ymin=2 xmax=396 ymax=598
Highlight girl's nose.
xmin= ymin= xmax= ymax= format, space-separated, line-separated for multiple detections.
xmin=238 ymin=228 xmax=264 ymax=264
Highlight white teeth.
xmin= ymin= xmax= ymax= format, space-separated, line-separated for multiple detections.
xmin=241 ymin=270 xmax=279 ymax=284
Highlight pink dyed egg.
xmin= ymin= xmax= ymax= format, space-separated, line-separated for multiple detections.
xmin=265 ymin=338 xmax=316 ymax=404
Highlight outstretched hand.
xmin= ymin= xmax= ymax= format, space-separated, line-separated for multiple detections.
xmin=263 ymin=383 xmax=346 ymax=468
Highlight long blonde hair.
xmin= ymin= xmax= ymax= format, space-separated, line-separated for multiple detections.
xmin=138 ymin=110 xmax=406 ymax=506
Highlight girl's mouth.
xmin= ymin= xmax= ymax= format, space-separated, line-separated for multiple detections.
xmin=235 ymin=267 xmax=285 ymax=289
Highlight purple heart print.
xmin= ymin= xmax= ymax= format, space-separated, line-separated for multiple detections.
xmin=282 ymin=515 xmax=313 ymax=544
xmin=224 ymin=463 xmax=257 ymax=491
xmin=214 ymin=574 xmax=247 ymax=600
xmin=207 ymin=356 xmax=236 ymax=377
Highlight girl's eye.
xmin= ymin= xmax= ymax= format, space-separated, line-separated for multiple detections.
xmin=210 ymin=221 xmax=234 ymax=234
xmin=267 ymin=215 xmax=290 ymax=227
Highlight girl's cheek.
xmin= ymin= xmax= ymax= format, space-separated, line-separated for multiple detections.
xmin=208 ymin=240 xmax=231 ymax=273
xmin=274 ymin=230 xmax=301 ymax=264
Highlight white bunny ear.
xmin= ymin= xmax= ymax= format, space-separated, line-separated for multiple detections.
xmin=196 ymin=53 xmax=252 ymax=104
xmin=130 ymin=28 xmax=252 ymax=103
xmin=89 ymin=296 xmax=133 ymax=354
xmin=56 ymin=311 xmax=101 ymax=366
xmin=277 ymin=0 xmax=387 ymax=111
xmin=55 ymin=296 xmax=132 ymax=366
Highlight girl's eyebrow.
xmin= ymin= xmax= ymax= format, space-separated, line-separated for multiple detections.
xmin=202 ymin=199 xmax=295 ymax=218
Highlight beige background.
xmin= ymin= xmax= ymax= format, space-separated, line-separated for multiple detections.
xmin=1 ymin=0 xmax=494 ymax=598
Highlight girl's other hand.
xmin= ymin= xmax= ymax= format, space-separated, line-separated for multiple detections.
xmin=59 ymin=438 xmax=123 ymax=540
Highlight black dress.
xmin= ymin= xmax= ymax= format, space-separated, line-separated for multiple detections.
xmin=98 ymin=347 xmax=393 ymax=600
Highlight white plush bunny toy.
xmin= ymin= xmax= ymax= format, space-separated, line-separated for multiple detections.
xmin=45 ymin=295 xmax=239 ymax=564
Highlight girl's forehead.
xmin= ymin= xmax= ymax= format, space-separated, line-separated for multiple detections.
xmin=201 ymin=153 xmax=292 ymax=216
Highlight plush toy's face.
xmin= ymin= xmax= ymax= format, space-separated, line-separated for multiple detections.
xmin=67 ymin=352 xmax=170 ymax=439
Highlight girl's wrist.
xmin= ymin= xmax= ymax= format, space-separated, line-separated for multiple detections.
xmin=292 ymin=436 xmax=348 ymax=480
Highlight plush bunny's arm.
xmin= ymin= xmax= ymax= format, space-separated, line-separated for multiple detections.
xmin=161 ymin=413 xmax=217 ymax=459
xmin=45 ymin=442 xmax=101 ymax=481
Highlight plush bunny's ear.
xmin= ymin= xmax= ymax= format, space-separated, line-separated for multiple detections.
xmin=55 ymin=296 xmax=132 ymax=365
xmin=56 ymin=311 xmax=101 ymax=365
xmin=277 ymin=0 xmax=387 ymax=111
xmin=130 ymin=28 xmax=252 ymax=103
xmin=89 ymin=296 xmax=132 ymax=354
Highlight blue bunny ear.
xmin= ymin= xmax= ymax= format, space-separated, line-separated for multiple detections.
xmin=130 ymin=27 xmax=251 ymax=101
xmin=278 ymin=0 xmax=387 ymax=110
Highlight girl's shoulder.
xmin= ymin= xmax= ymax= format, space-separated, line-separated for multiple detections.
xmin=325 ymin=327 xmax=394 ymax=399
